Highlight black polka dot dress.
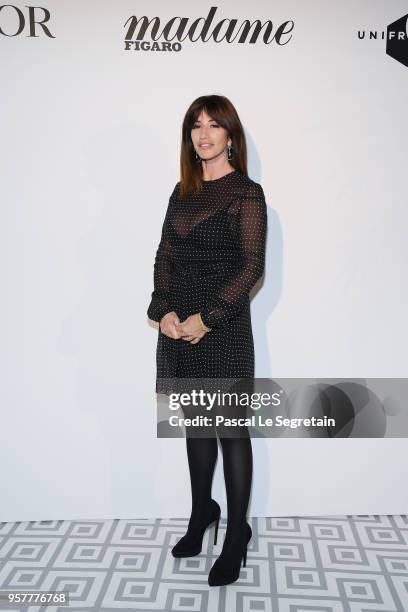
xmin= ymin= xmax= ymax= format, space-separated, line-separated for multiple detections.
xmin=147 ymin=169 xmax=267 ymax=395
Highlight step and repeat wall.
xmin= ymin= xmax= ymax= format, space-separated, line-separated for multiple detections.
xmin=2 ymin=1 xmax=408 ymax=521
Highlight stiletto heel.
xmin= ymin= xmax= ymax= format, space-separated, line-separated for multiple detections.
xmin=214 ymin=516 xmax=219 ymax=545
xmin=171 ymin=499 xmax=221 ymax=558
xmin=208 ymin=522 xmax=252 ymax=586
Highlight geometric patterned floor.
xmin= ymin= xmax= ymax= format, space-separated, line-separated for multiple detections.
xmin=0 ymin=515 xmax=407 ymax=611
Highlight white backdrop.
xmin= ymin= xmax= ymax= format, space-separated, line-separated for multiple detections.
xmin=1 ymin=0 xmax=408 ymax=522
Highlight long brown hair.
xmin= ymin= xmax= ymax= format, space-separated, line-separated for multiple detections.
xmin=179 ymin=95 xmax=248 ymax=199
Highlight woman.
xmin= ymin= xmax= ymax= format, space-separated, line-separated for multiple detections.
xmin=147 ymin=95 xmax=267 ymax=586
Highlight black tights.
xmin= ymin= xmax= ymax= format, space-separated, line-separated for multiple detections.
xmin=186 ymin=433 xmax=253 ymax=538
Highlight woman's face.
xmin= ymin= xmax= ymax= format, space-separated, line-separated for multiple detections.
xmin=190 ymin=109 xmax=231 ymax=163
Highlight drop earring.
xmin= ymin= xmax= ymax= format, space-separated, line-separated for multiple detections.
xmin=227 ymin=143 xmax=233 ymax=160
xmin=195 ymin=151 xmax=201 ymax=163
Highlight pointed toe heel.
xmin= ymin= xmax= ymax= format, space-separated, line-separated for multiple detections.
xmin=208 ymin=522 xmax=252 ymax=586
xmin=171 ymin=499 xmax=221 ymax=558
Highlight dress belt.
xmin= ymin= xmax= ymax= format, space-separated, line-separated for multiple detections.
xmin=172 ymin=250 xmax=239 ymax=263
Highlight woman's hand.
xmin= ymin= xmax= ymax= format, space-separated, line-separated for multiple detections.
xmin=176 ymin=313 xmax=208 ymax=344
xmin=159 ymin=311 xmax=182 ymax=339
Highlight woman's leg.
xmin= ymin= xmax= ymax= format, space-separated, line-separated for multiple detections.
xmin=180 ymin=378 xmax=218 ymax=519
xmin=218 ymin=434 xmax=253 ymax=537
xmin=171 ymin=379 xmax=220 ymax=557
xmin=185 ymin=436 xmax=218 ymax=522
xmin=215 ymin=378 xmax=254 ymax=536
xmin=171 ymin=431 xmax=219 ymax=557
xmin=207 ymin=432 xmax=253 ymax=585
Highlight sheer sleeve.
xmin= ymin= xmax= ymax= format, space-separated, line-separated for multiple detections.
xmin=147 ymin=183 xmax=178 ymax=323
xmin=200 ymin=182 xmax=267 ymax=329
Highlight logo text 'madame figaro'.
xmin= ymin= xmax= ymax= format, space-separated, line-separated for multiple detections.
xmin=124 ymin=6 xmax=294 ymax=52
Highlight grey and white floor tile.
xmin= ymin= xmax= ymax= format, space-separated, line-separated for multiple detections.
xmin=0 ymin=515 xmax=407 ymax=611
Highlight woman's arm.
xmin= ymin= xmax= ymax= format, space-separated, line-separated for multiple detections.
xmin=147 ymin=184 xmax=178 ymax=323
xmin=199 ymin=182 xmax=267 ymax=329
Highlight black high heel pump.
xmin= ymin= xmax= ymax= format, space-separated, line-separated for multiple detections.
xmin=208 ymin=522 xmax=252 ymax=586
xmin=171 ymin=499 xmax=221 ymax=558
